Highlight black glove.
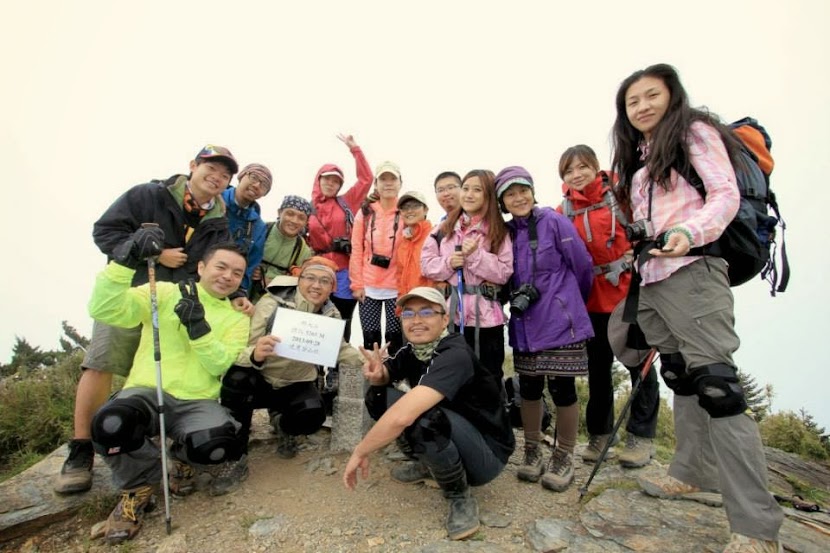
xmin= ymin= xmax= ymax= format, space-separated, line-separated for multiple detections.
xmin=174 ymin=280 xmax=211 ymax=340
xmin=112 ymin=226 xmax=165 ymax=269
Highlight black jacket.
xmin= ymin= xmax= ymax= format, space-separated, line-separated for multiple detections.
xmin=93 ymin=175 xmax=230 ymax=286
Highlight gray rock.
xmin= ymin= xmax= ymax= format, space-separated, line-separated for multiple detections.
xmin=0 ymin=445 xmax=117 ymax=541
xmin=248 ymin=515 xmax=288 ymax=538
xmin=329 ymin=396 xmax=372 ymax=452
xmin=526 ymin=518 xmax=573 ymax=552
xmin=479 ymin=510 xmax=512 ymax=528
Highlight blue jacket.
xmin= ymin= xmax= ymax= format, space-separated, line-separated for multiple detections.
xmin=222 ymin=187 xmax=267 ymax=292
xmin=507 ymin=207 xmax=594 ymax=353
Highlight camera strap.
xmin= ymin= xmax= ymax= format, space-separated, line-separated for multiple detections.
xmin=368 ymin=210 xmax=400 ymax=258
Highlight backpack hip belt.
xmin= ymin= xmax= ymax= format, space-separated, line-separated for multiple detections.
xmin=462 ymin=283 xmax=501 ymax=301
xmin=593 ymin=256 xmax=632 ymax=287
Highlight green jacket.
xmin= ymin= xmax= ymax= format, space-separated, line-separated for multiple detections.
xmin=260 ymin=224 xmax=314 ymax=282
xmin=88 ymin=262 xmax=249 ymax=400
xmin=236 ymin=286 xmax=363 ymax=389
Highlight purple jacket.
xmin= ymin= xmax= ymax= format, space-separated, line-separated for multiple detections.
xmin=507 ymin=207 xmax=594 ymax=353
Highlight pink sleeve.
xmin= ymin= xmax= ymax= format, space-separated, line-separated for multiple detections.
xmin=420 ymin=230 xmax=455 ymax=282
xmin=682 ymin=122 xmax=740 ymax=246
xmin=342 ymin=147 xmax=374 ymax=212
xmin=349 ymin=210 xmax=367 ymax=292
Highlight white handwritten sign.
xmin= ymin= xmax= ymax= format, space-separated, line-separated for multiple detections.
xmin=270 ymin=309 xmax=346 ymax=367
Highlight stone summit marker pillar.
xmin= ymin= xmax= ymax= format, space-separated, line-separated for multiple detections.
xmin=329 ymin=363 xmax=372 ymax=452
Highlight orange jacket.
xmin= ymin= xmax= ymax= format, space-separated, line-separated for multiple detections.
xmin=394 ymin=220 xmax=436 ymax=296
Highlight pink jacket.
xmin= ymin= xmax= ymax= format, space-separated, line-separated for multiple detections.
xmin=349 ymin=202 xmax=401 ymax=293
xmin=306 ymin=148 xmax=373 ymax=270
xmin=420 ymin=217 xmax=513 ymax=328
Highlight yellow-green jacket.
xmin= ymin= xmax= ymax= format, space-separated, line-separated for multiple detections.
xmin=88 ymin=262 xmax=249 ymax=400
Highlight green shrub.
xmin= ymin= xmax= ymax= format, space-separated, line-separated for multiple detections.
xmin=0 ymin=351 xmax=82 ymax=479
xmin=759 ymin=411 xmax=829 ymax=461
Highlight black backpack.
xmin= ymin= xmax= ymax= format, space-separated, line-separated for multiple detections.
xmin=504 ymin=375 xmax=552 ymax=431
xmin=679 ymin=117 xmax=789 ymax=295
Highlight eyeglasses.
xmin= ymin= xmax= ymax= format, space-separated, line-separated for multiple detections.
xmin=399 ymin=202 xmax=425 ymax=212
xmin=299 ymin=274 xmax=334 ymax=287
xmin=400 ymin=308 xmax=445 ymax=320
xmin=435 ymin=184 xmax=459 ymax=194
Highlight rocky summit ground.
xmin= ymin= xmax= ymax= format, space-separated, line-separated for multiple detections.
xmin=3 ymin=413 xmax=830 ymax=553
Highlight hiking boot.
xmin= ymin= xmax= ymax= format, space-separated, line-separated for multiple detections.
xmin=722 ymin=533 xmax=782 ymax=553
xmin=169 ymin=460 xmax=197 ymax=497
xmin=54 ymin=439 xmax=94 ymax=494
xmin=541 ymin=447 xmax=575 ymax=492
xmin=391 ymin=460 xmax=433 ymax=484
xmin=517 ymin=443 xmax=545 ymax=482
xmin=582 ymin=433 xmax=619 ymax=463
xmin=209 ymin=455 xmax=249 ymax=497
xmin=434 ymin=465 xmax=480 ymax=540
xmin=102 ymin=485 xmax=155 ymax=545
xmin=269 ymin=413 xmax=299 ymax=458
xmin=618 ymin=434 xmax=654 ymax=468
xmin=637 ymin=473 xmax=723 ymax=507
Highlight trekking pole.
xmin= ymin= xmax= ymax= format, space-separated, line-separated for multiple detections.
xmin=578 ymin=347 xmax=658 ymax=501
xmin=455 ymin=245 xmax=465 ymax=334
xmin=142 ymin=223 xmax=173 ymax=534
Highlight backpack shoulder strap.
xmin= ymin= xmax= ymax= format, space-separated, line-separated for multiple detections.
xmin=336 ymin=196 xmax=355 ymax=233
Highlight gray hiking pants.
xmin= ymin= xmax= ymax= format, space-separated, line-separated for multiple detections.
xmin=101 ymin=387 xmax=238 ymax=490
xmin=637 ymin=258 xmax=783 ymax=540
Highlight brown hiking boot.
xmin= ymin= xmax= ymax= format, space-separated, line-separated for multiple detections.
xmin=102 ymin=485 xmax=155 ymax=545
xmin=722 ymin=533 xmax=782 ymax=553
xmin=618 ymin=434 xmax=654 ymax=468
xmin=637 ymin=473 xmax=723 ymax=507
xmin=581 ymin=434 xmax=618 ymax=463
xmin=517 ymin=443 xmax=545 ymax=482
xmin=541 ymin=447 xmax=575 ymax=492
xmin=54 ymin=439 xmax=94 ymax=494
xmin=391 ymin=460 xmax=433 ymax=484
xmin=169 ymin=460 xmax=197 ymax=497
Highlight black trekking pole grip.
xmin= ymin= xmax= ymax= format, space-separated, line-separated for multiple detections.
xmin=578 ymin=347 xmax=658 ymax=501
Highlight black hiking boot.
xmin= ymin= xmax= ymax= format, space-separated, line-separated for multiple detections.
xmin=54 ymin=439 xmax=94 ymax=494
xmin=432 ymin=461 xmax=480 ymax=540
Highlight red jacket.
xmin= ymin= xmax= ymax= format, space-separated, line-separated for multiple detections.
xmin=394 ymin=220 xmax=436 ymax=296
xmin=558 ymin=172 xmax=633 ymax=313
xmin=306 ymin=147 xmax=373 ymax=270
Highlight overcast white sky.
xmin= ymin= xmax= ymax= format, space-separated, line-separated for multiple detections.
xmin=1 ymin=1 xmax=828 ymax=427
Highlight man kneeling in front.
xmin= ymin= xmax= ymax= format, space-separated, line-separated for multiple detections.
xmin=343 ymin=287 xmax=515 ymax=540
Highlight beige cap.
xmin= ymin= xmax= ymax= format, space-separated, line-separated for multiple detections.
xmin=396 ymin=286 xmax=447 ymax=309
xmin=397 ymin=190 xmax=428 ymax=209
xmin=374 ymin=161 xmax=401 ymax=179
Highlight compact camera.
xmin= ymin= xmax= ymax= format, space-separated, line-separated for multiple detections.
xmin=509 ymin=284 xmax=540 ymax=316
xmin=370 ymin=254 xmax=392 ymax=269
xmin=624 ymin=219 xmax=655 ymax=242
xmin=332 ymin=236 xmax=352 ymax=254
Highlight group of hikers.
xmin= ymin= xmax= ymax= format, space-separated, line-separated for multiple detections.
xmin=56 ymin=63 xmax=783 ymax=552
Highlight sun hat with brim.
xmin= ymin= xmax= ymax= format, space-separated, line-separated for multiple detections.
xmin=396 ymin=286 xmax=446 ymax=309
xmin=398 ymin=190 xmax=428 ymax=209
xmin=608 ymin=300 xmax=653 ymax=367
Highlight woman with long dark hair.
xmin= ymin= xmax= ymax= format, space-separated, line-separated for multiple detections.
xmin=421 ymin=169 xmax=513 ymax=378
xmin=611 ymin=63 xmax=782 ymax=552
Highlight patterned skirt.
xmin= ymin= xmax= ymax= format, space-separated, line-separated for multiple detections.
xmin=513 ymin=341 xmax=589 ymax=377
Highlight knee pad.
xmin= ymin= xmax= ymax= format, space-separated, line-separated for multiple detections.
xmin=364 ymin=386 xmax=388 ymax=421
xmin=548 ymin=378 xmax=577 ymax=407
xmin=281 ymin=397 xmax=326 ymax=435
xmin=691 ymin=363 xmax=748 ymax=418
xmin=220 ymin=366 xmax=259 ymax=410
xmin=402 ymin=407 xmax=452 ymax=455
xmin=91 ymin=396 xmax=151 ymax=456
xmin=659 ymin=353 xmax=696 ymax=396
xmin=185 ymin=422 xmax=240 ymax=465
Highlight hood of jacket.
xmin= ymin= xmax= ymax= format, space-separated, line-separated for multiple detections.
xmin=311 ymin=163 xmax=346 ymax=205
